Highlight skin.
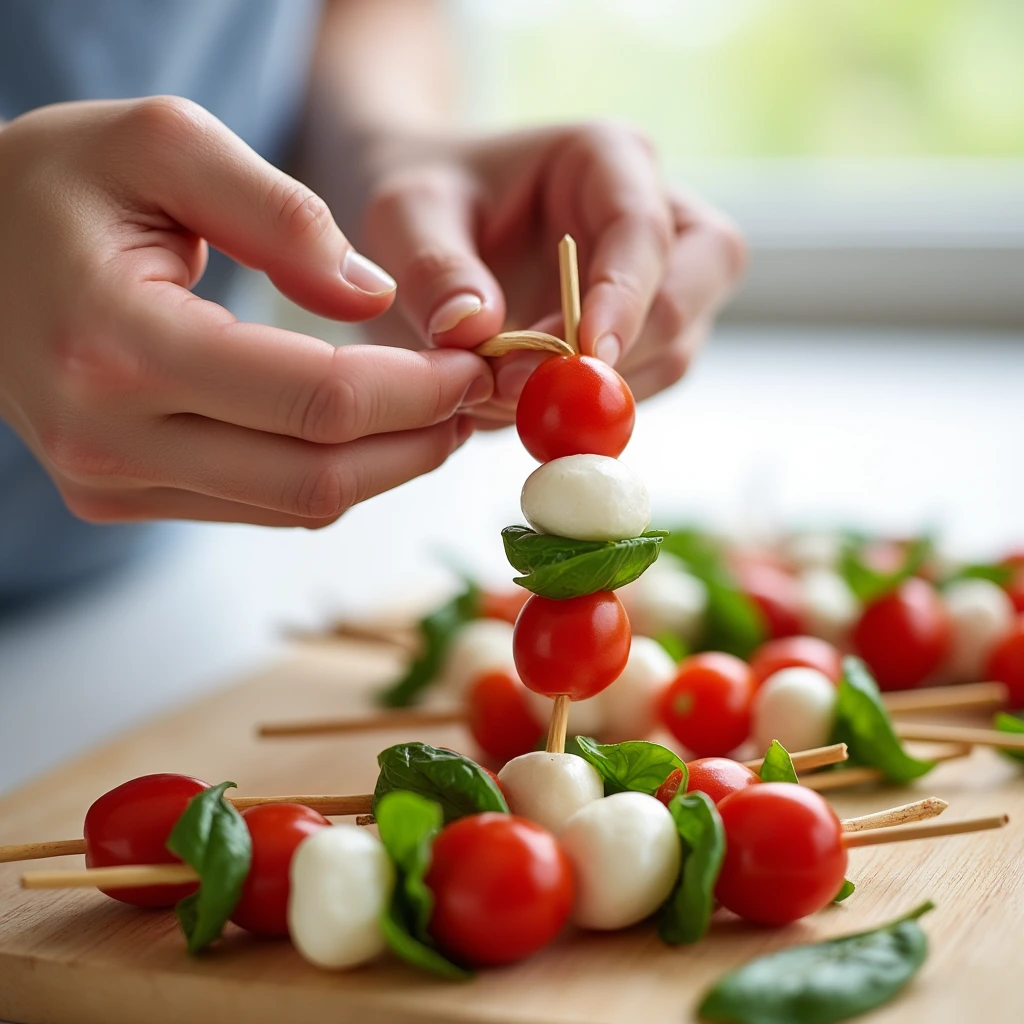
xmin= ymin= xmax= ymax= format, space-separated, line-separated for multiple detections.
xmin=0 ymin=0 xmax=745 ymax=528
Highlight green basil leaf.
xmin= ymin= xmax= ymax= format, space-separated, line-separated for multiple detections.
xmin=378 ymin=584 xmax=481 ymax=707
xmin=501 ymin=526 xmax=666 ymax=600
xmin=373 ymin=742 xmax=509 ymax=824
xmin=758 ymin=740 xmax=799 ymax=784
xmin=575 ymin=736 xmax=686 ymax=796
xmin=838 ymin=535 xmax=933 ymax=604
xmin=941 ymin=563 xmax=1015 ymax=588
xmin=655 ymin=631 xmax=689 ymax=662
xmin=833 ymin=879 xmax=856 ymax=903
xmin=698 ymin=901 xmax=934 ymax=1024
xmin=659 ymin=790 xmax=725 ymax=945
xmin=994 ymin=712 xmax=1024 ymax=764
xmin=829 ymin=657 xmax=934 ymax=784
xmin=375 ymin=791 xmax=470 ymax=980
xmin=165 ymin=781 xmax=252 ymax=955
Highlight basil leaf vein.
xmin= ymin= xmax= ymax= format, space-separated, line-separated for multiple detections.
xmin=575 ymin=736 xmax=686 ymax=796
xmin=373 ymin=742 xmax=509 ymax=824
xmin=165 ymin=781 xmax=252 ymax=955
xmin=758 ymin=740 xmax=799 ymax=784
xmin=698 ymin=901 xmax=934 ymax=1024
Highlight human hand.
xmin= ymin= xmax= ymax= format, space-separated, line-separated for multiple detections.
xmin=355 ymin=123 xmax=746 ymax=424
xmin=0 ymin=98 xmax=492 ymax=527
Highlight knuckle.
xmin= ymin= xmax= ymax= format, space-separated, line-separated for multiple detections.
xmin=292 ymin=368 xmax=362 ymax=444
xmin=289 ymin=460 xmax=356 ymax=521
xmin=267 ymin=178 xmax=334 ymax=246
xmin=398 ymin=246 xmax=468 ymax=296
xmin=60 ymin=486 xmax=126 ymax=525
xmin=120 ymin=95 xmax=208 ymax=151
xmin=42 ymin=427 xmax=132 ymax=486
xmin=50 ymin=323 xmax=149 ymax=406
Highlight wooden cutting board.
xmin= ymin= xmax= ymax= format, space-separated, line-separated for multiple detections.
xmin=1 ymin=643 xmax=1023 ymax=1024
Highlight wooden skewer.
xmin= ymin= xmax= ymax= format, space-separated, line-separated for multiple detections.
xmin=840 ymin=797 xmax=948 ymax=832
xmin=474 ymin=331 xmax=575 ymax=359
xmin=22 ymin=864 xmax=198 ymax=891
xmin=258 ymin=707 xmax=466 ymax=739
xmin=742 ymin=743 xmax=848 ymax=774
xmin=894 ymin=722 xmax=1024 ymax=750
xmin=882 ymin=681 xmax=1008 ymax=714
xmin=802 ymin=743 xmax=973 ymax=792
xmin=546 ymin=695 xmax=572 ymax=754
xmin=843 ymin=814 xmax=1008 ymax=848
xmin=286 ymin=621 xmax=420 ymax=654
xmin=558 ymin=235 xmax=582 ymax=355
xmin=0 ymin=839 xmax=87 ymax=864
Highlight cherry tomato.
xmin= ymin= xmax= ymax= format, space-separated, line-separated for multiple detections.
xmin=515 ymin=355 xmax=635 ymax=463
xmin=230 ymin=803 xmax=331 ymax=937
xmin=513 ymin=591 xmax=631 ymax=700
xmin=467 ymin=670 xmax=543 ymax=764
xmin=479 ymin=589 xmax=531 ymax=625
xmin=657 ymin=652 xmax=754 ymax=757
xmin=686 ymin=757 xmax=761 ymax=804
xmin=84 ymin=773 xmax=209 ymax=907
xmin=655 ymin=768 xmax=685 ymax=806
xmin=714 ymin=783 xmax=847 ymax=925
xmin=853 ymin=578 xmax=951 ymax=690
xmin=988 ymin=617 xmax=1024 ymax=709
xmin=749 ymin=636 xmax=843 ymax=688
xmin=426 ymin=813 xmax=574 ymax=966
xmin=735 ymin=563 xmax=803 ymax=639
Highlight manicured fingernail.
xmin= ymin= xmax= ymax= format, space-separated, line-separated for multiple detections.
xmin=496 ymin=360 xmax=538 ymax=403
xmin=596 ymin=333 xmax=622 ymax=367
xmin=459 ymin=373 xmax=493 ymax=410
xmin=428 ymin=293 xmax=484 ymax=336
xmin=341 ymin=251 xmax=396 ymax=295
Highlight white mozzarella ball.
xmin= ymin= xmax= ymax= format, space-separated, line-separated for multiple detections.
xmin=439 ymin=618 xmax=515 ymax=697
xmin=498 ymin=751 xmax=603 ymax=834
xmin=785 ymin=531 xmax=843 ymax=571
xmin=559 ymin=792 xmax=681 ymax=930
xmin=619 ymin=554 xmax=708 ymax=642
xmin=943 ymin=578 xmax=1016 ymax=682
xmin=797 ymin=569 xmax=859 ymax=646
xmin=288 ymin=826 xmax=394 ymax=970
xmin=595 ymin=636 xmax=677 ymax=741
xmin=520 ymin=454 xmax=651 ymax=542
xmin=752 ymin=667 xmax=838 ymax=755
xmin=523 ymin=689 xmax=605 ymax=740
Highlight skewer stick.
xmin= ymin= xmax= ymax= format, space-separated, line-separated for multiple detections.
xmin=474 ymin=331 xmax=575 ymax=358
xmin=840 ymin=797 xmax=947 ymax=832
xmin=259 ymin=708 xmax=466 ymax=738
xmin=894 ymin=722 xmax=1024 ymax=750
xmin=843 ymin=814 xmax=1008 ymax=848
xmin=0 ymin=839 xmax=87 ymax=864
xmin=883 ymin=682 xmax=1008 ymax=714
xmin=22 ymin=864 xmax=198 ymax=891
xmin=287 ymin=621 xmax=420 ymax=654
xmin=558 ymin=235 xmax=582 ymax=355
xmin=546 ymin=695 xmax=572 ymax=754
xmin=802 ymin=743 xmax=973 ymax=792
xmin=742 ymin=743 xmax=848 ymax=774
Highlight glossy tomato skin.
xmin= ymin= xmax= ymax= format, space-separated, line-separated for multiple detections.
xmin=655 ymin=768 xmax=685 ymax=806
xmin=480 ymin=589 xmax=531 ymax=625
xmin=84 ymin=773 xmax=209 ymax=907
xmin=749 ymin=636 xmax=843 ymax=688
xmin=686 ymin=758 xmax=761 ymax=804
xmin=467 ymin=670 xmax=543 ymax=764
xmin=426 ymin=813 xmax=574 ymax=966
xmin=988 ymin=617 xmax=1024 ymax=709
xmin=513 ymin=592 xmax=631 ymax=700
xmin=853 ymin=578 xmax=951 ymax=690
xmin=657 ymin=652 xmax=754 ymax=757
xmin=715 ymin=784 xmax=847 ymax=926
xmin=516 ymin=355 xmax=635 ymax=463
xmin=230 ymin=803 xmax=331 ymax=937
xmin=735 ymin=563 xmax=803 ymax=640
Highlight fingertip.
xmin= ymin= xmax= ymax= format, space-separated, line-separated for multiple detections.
xmin=341 ymin=250 xmax=397 ymax=297
xmin=427 ymin=295 xmax=506 ymax=350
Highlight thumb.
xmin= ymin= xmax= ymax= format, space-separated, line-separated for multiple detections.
xmin=364 ymin=169 xmax=506 ymax=348
xmin=137 ymin=97 xmax=395 ymax=321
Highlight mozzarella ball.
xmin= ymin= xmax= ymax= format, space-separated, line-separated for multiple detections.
xmin=520 ymin=454 xmax=651 ymax=542
xmin=523 ymin=689 xmax=605 ymax=740
xmin=752 ymin=667 xmax=838 ymax=755
xmin=595 ymin=636 xmax=677 ymax=741
xmin=785 ymin=531 xmax=843 ymax=571
xmin=559 ymin=792 xmax=680 ymax=930
xmin=797 ymin=568 xmax=859 ymax=646
xmin=288 ymin=825 xmax=394 ymax=970
xmin=498 ymin=751 xmax=603 ymax=834
xmin=619 ymin=554 xmax=708 ymax=643
xmin=439 ymin=618 xmax=515 ymax=697
xmin=943 ymin=578 xmax=1016 ymax=682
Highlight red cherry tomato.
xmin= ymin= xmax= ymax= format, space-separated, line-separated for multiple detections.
xmin=853 ymin=578 xmax=951 ymax=690
xmin=84 ymin=773 xmax=209 ymax=907
xmin=686 ymin=757 xmax=761 ymax=804
xmin=988 ymin=617 xmax=1024 ymax=709
xmin=467 ymin=670 xmax=543 ymax=764
xmin=426 ymin=813 xmax=574 ymax=966
xmin=513 ymin=591 xmax=631 ymax=700
xmin=479 ymin=589 xmax=530 ymax=625
xmin=714 ymin=784 xmax=847 ymax=926
xmin=657 ymin=652 xmax=754 ymax=757
xmin=735 ymin=563 xmax=803 ymax=639
xmin=230 ymin=803 xmax=331 ymax=937
xmin=749 ymin=636 xmax=843 ymax=688
xmin=515 ymin=355 xmax=635 ymax=463
xmin=655 ymin=768 xmax=685 ymax=806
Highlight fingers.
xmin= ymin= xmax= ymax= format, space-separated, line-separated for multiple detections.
xmin=118 ymin=97 xmax=395 ymax=321
xmin=364 ymin=166 xmax=506 ymax=347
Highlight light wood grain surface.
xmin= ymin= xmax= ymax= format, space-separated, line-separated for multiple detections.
xmin=1 ymin=644 xmax=1022 ymax=1024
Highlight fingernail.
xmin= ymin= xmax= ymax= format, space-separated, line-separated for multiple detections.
xmin=459 ymin=373 xmax=493 ymax=410
xmin=596 ymin=333 xmax=622 ymax=367
xmin=455 ymin=415 xmax=476 ymax=444
xmin=341 ymin=250 xmax=396 ymax=295
xmin=496 ymin=361 xmax=538 ymax=403
xmin=428 ymin=292 xmax=484 ymax=336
